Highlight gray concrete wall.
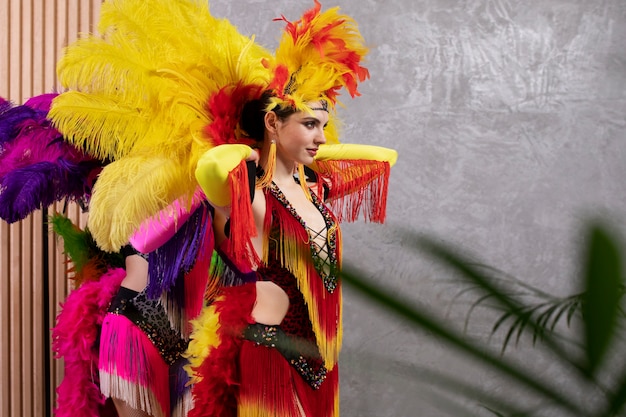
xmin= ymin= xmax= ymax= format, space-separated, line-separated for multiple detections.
xmin=211 ymin=1 xmax=626 ymax=416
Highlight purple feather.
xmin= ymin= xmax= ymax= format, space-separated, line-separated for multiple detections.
xmin=24 ymin=93 xmax=57 ymax=111
xmin=146 ymin=203 xmax=213 ymax=300
xmin=0 ymin=162 xmax=60 ymax=222
xmin=0 ymin=159 xmax=102 ymax=223
xmin=0 ymin=97 xmax=11 ymax=112
xmin=0 ymin=94 xmax=104 ymax=222
xmin=0 ymin=104 xmax=40 ymax=147
xmin=0 ymin=119 xmax=65 ymax=177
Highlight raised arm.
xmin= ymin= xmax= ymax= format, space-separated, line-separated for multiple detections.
xmin=308 ymin=143 xmax=397 ymax=223
xmin=195 ymin=144 xmax=255 ymax=210
xmin=194 ymin=144 xmax=260 ymax=267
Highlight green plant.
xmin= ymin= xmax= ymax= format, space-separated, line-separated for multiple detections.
xmin=341 ymin=220 xmax=626 ymax=416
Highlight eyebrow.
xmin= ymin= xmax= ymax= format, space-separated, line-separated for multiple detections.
xmin=301 ymin=116 xmax=328 ymax=127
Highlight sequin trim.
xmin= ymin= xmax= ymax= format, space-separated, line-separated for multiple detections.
xmin=267 ymin=182 xmax=339 ymax=293
xmin=243 ymin=323 xmax=328 ymax=390
xmin=109 ymin=289 xmax=188 ymax=365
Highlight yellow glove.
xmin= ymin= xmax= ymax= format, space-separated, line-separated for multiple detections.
xmin=195 ymin=144 xmax=253 ymax=207
xmin=313 ymin=144 xmax=398 ymax=167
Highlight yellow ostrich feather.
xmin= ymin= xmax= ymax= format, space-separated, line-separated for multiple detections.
xmin=48 ymin=0 xmax=273 ymax=250
xmin=87 ymin=154 xmax=197 ymax=252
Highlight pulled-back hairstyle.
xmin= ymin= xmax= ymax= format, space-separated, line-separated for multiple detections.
xmin=240 ymin=91 xmax=297 ymax=142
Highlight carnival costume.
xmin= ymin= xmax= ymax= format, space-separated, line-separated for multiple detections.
xmin=0 ymin=0 xmax=397 ymax=416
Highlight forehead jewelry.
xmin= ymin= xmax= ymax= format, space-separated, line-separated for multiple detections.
xmin=309 ymin=100 xmax=329 ymax=112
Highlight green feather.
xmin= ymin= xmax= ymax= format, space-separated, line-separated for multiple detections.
xmin=49 ymin=213 xmax=91 ymax=273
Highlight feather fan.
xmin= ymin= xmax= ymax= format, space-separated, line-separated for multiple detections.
xmin=48 ymin=0 xmax=274 ymax=248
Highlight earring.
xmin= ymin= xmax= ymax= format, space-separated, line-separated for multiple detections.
xmin=257 ymin=137 xmax=277 ymax=188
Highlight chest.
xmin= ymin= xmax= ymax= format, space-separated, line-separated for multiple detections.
xmin=273 ymin=182 xmax=326 ymax=235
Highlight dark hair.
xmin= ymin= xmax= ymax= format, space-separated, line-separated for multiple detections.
xmin=240 ymin=91 xmax=297 ymax=141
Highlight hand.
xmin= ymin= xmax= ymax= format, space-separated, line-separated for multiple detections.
xmin=246 ymin=148 xmax=260 ymax=165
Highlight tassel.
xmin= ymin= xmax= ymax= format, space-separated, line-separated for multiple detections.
xmin=238 ymin=343 xmax=340 ymax=417
xmin=238 ymin=344 xmax=308 ymax=417
xmin=255 ymin=140 xmax=275 ymax=189
xmin=99 ymin=313 xmax=170 ymax=417
xmin=169 ymin=357 xmax=192 ymax=417
xmin=146 ymin=203 xmax=212 ymax=300
xmin=265 ymin=197 xmax=342 ymax=369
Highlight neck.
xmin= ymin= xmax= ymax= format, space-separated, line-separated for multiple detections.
xmin=272 ymin=157 xmax=296 ymax=186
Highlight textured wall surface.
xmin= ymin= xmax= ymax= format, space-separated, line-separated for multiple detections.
xmin=210 ymin=0 xmax=626 ymax=416
xmin=0 ymin=1 xmax=100 ymax=416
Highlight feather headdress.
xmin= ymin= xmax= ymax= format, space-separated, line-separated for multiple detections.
xmin=201 ymin=0 xmax=373 ymax=148
xmin=266 ymin=0 xmax=369 ymax=113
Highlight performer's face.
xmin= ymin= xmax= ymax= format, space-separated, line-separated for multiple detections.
xmin=273 ymin=102 xmax=329 ymax=165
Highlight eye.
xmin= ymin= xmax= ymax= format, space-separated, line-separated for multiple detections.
xmin=303 ymin=121 xmax=317 ymax=129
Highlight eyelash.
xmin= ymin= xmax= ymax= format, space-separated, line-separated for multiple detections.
xmin=303 ymin=122 xmax=329 ymax=130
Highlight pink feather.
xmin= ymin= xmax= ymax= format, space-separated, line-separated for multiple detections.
xmin=52 ymin=268 xmax=125 ymax=417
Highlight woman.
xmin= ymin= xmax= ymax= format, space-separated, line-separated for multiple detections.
xmin=187 ymin=89 xmax=397 ymax=417
xmin=42 ymin=0 xmax=394 ymax=415
xmin=98 ymin=250 xmax=183 ymax=417
xmin=98 ymin=197 xmax=212 ymax=417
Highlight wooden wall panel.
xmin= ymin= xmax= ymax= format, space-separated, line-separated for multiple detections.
xmin=0 ymin=1 xmax=101 ymax=416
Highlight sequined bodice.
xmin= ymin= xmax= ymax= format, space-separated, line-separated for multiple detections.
xmin=256 ymin=183 xmax=339 ymax=339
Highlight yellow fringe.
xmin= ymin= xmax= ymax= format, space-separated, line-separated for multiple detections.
xmin=238 ymin=402 xmax=290 ymax=417
xmin=270 ymin=215 xmax=342 ymax=370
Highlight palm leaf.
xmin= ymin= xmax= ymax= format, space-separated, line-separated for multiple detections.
xmin=581 ymin=224 xmax=623 ymax=377
xmin=340 ymin=263 xmax=588 ymax=416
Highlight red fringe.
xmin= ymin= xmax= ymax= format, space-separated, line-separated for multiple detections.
xmin=226 ymin=161 xmax=258 ymax=271
xmin=315 ymin=159 xmax=390 ymax=223
xmin=239 ymin=343 xmax=339 ymax=417
xmin=52 ymin=268 xmax=125 ymax=417
xmin=188 ymin=284 xmax=257 ymax=417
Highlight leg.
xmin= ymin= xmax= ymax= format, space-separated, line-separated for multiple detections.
xmin=112 ymin=398 xmax=154 ymax=417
